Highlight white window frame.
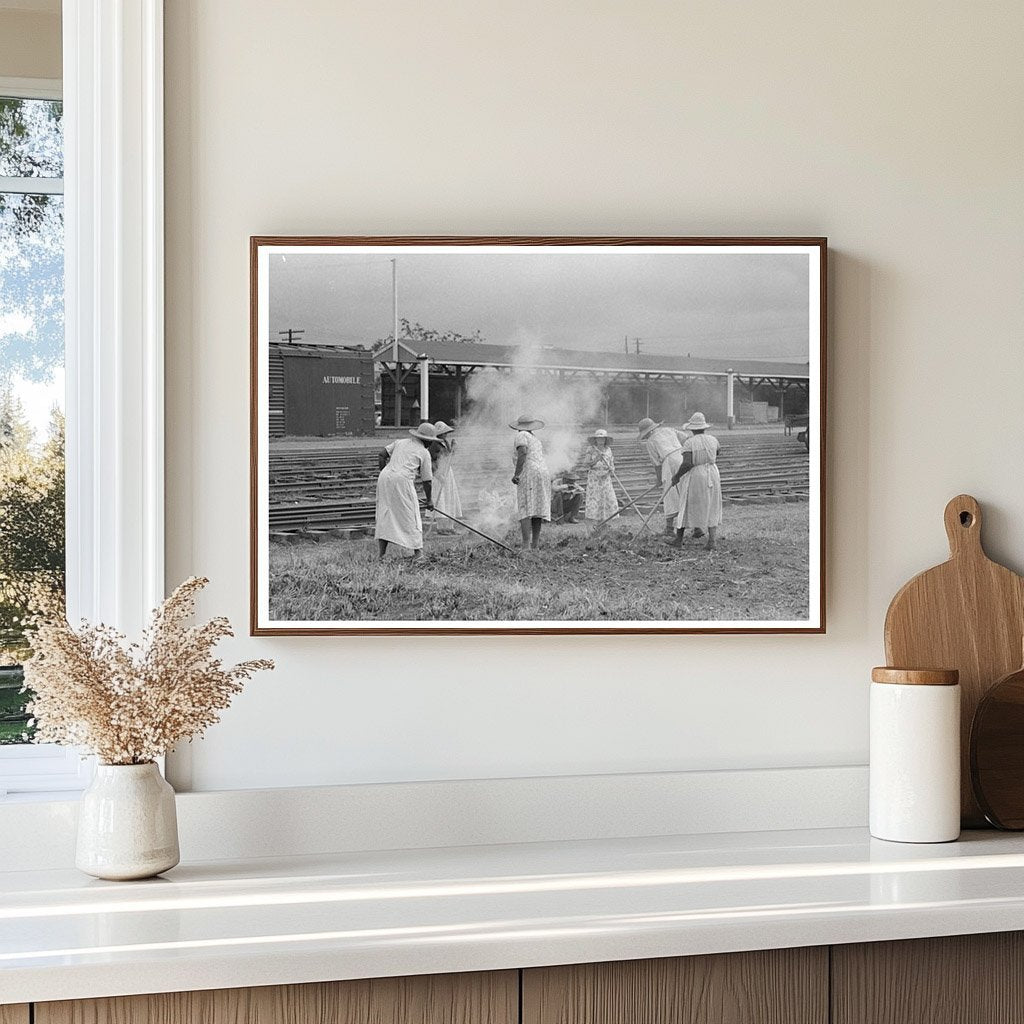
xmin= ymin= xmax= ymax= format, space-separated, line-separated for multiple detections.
xmin=0 ymin=0 xmax=165 ymax=797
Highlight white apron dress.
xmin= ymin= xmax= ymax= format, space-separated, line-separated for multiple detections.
xmin=676 ymin=433 xmax=723 ymax=529
xmin=584 ymin=446 xmax=618 ymax=521
xmin=375 ymin=438 xmax=432 ymax=549
xmin=643 ymin=426 xmax=689 ymax=518
xmin=433 ymin=441 xmax=463 ymax=519
xmin=513 ymin=430 xmax=551 ymax=521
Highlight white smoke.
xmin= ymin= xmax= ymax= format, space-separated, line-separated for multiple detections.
xmin=445 ymin=338 xmax=605 ymax=534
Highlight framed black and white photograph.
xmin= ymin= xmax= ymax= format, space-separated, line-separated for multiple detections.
xmin=250 ymin=237 xmax=826 ymax=635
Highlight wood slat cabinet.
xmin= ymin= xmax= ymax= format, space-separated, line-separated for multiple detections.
xmin=14 ymin=932 xmax=1024 ymax=1024
xmin=34 ymin=971 xmax=517 ymax=1024
xmin=522 ymin=948 xmax=828 ymax=1024
xmin=831 ymin=932 xmax=1024 ymax=1024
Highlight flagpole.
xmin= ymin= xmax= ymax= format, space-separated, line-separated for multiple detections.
xmin=392 ymin=257 xmax=401 ymax=426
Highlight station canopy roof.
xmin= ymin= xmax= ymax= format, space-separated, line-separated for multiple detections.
xmin=385 ymin=338 xmax=810 ymax=381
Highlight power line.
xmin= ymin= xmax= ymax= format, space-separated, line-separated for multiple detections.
xmin=634 ymin=324 xmax=808 ymax=344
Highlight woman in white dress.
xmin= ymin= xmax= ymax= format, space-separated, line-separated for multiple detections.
xmin=431 ymin=420 xmax=463 ymax=531
xmin=510 ymin=414 xmax=551 ymax=549
xmin=374 ymin=422 xmax=436 ymax=559
xmin=638 ymin=417 xmax=690 ymax=535
xmin=669 ymin=412 xmax=722 ymax=550
xmin=583 ymin=429 xmax=618 ymax=522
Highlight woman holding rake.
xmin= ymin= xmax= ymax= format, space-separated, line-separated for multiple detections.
xmin=510 ymin=414 xmax=551 ymax=549
xmin=668 ymin=412 xmax=722 ymax=551
xmin=431 ymin=420 xmax=463 ymax=533
xmin=583 ymin=428 xmax=618 ymax=522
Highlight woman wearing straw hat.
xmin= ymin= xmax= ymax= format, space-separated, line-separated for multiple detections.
xmin=510 ymin=415 xmax=551 ymax=549
xmin=637 ymin=417 xmax=690 ymax=536
xmin=431 ymin=420 xmax=463 ymax=531
xmin=669 ymin=412 xmax=722 ymax=550
xmin=583 ymin=428 xmax=618 ymax=523
xmin=374 ymin=422 xmax=436 ymax=559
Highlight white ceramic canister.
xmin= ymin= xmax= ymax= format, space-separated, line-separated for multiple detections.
xmin=870 ymin=667 xmax=961 ymax=843
xmin=76 ymin=762 xmax=181 ymax=880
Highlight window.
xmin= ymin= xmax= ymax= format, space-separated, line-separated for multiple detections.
xmin=0 ymin=79 xmax=84 ymax=795
xmin=0 ymin=7 xmax=167 ymax=797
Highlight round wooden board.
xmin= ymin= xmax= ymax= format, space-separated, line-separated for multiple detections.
xmin=971 ymin=665 xmax=1024 ymax=829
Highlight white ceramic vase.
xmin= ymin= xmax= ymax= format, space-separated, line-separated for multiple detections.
xmin=76 ymin=762 xmax=180 ymax=880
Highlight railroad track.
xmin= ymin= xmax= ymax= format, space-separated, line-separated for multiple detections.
xmin=267 ymin=430 xmax=809 ymax=536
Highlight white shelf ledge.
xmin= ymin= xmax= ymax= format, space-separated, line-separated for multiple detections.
xmin=5 ymin=826 xmax=1024 ymax=1005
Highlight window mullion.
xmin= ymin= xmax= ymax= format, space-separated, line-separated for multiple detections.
xmin=0 ymin=176 xmax=64 ymax=195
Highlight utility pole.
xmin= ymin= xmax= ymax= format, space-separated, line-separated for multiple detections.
xmin=278 ymin=328 xmax=305 ymax=345
xmin=634 ymin=337 xmax=641 ymax=356
xmin=392 ymin=258 xmax=402 ymax=427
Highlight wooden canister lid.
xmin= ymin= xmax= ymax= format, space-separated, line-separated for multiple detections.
xmin=871 ymin=667 xmax=960 ymax=686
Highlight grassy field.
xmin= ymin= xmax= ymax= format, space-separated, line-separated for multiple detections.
xmin=269 ymin=502 xmax=810 ymax=623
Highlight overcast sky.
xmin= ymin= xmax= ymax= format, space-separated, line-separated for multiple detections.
xmin=269 ymin=250 xmax=811 ymax=360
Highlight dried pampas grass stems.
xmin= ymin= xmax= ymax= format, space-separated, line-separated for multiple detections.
xmin=23 ymin=576 xmax=273 ymax=765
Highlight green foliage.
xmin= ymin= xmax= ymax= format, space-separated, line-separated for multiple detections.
xmin=0 ymin=665 xmax=30 ymax=743
xmin=0 ymin=394 xmax=65 ymax=665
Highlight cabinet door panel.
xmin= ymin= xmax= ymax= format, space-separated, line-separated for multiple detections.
xmin=832 ymin=932 xmax=1024 ymax=1024
xmin=523 ymin=948 xmax=827 ymax=1024
xmin=36 ymin=970 xmax=517 ymax=1024
xmin=0 ymin=1007 xmax=30 ymax=1024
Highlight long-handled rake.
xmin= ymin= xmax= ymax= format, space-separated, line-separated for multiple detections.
xmin=631 ymin=479 xmax=682 ymax=541
xmin=428 ymin=506 xmax=517 ymax=553
xmin=589 ymin=480 xmax=661 ymax=534
xmin=610 ymin=469 xmax=634 ymax=506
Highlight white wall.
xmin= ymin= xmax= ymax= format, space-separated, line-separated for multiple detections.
xmin=0 ymin=6 xmax=61 ymax=81
xmin=164 ymin=0 xmax=1024 ymax=792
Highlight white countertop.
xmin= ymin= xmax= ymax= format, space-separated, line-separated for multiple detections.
xmin=4 ymin=826 xmax=1024 ymax=1004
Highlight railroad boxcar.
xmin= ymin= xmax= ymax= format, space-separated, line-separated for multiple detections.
xmin=270 ymin=343 xmax=376 ymax=437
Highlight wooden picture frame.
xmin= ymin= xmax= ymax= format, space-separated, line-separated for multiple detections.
xmin=251 ymin=236 xmax=826 ymax=635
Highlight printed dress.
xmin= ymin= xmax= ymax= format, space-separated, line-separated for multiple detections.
xmin=513 ymin=430 xmax=552 ymax=521
xmin=375 ymin=438 xmax=432 ymax=549
xmin=643 ymin=426 xmax=689 ymax=517
xmin=676 ymin=433 xmax=723 ymax=529
xmin=584 ymin=446 xmax=618 ymax=521
xmin=433 ymin=440 xmax=463 ymax=519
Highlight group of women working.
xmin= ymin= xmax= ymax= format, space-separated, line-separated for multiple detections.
xmin=637 ymin=413 xmax=723 ymax=550
xmin=374 ymin=420 xmax=462 ymax=559
xmin=374 ymin=412 xmax=723 ymax=558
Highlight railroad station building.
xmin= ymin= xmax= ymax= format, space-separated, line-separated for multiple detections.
xmin=269 ymin=338 xmax=812 ymax=438
xmin=377 ymin=339 xmax=811 ymax=432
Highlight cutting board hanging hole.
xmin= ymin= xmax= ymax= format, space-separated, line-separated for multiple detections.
xmin=944 ymin=494 xmax=982 ymax=556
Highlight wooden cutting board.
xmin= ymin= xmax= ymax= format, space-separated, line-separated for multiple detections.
xmin=884 ymin=494 xmax=1024 ymax=826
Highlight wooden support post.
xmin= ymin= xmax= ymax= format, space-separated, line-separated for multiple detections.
xmin=419 ymin=356 xmax=430 ymax=423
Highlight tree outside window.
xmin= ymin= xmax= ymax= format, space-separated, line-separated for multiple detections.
xmin=0 ymin=94 xmax=65 ymax=744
